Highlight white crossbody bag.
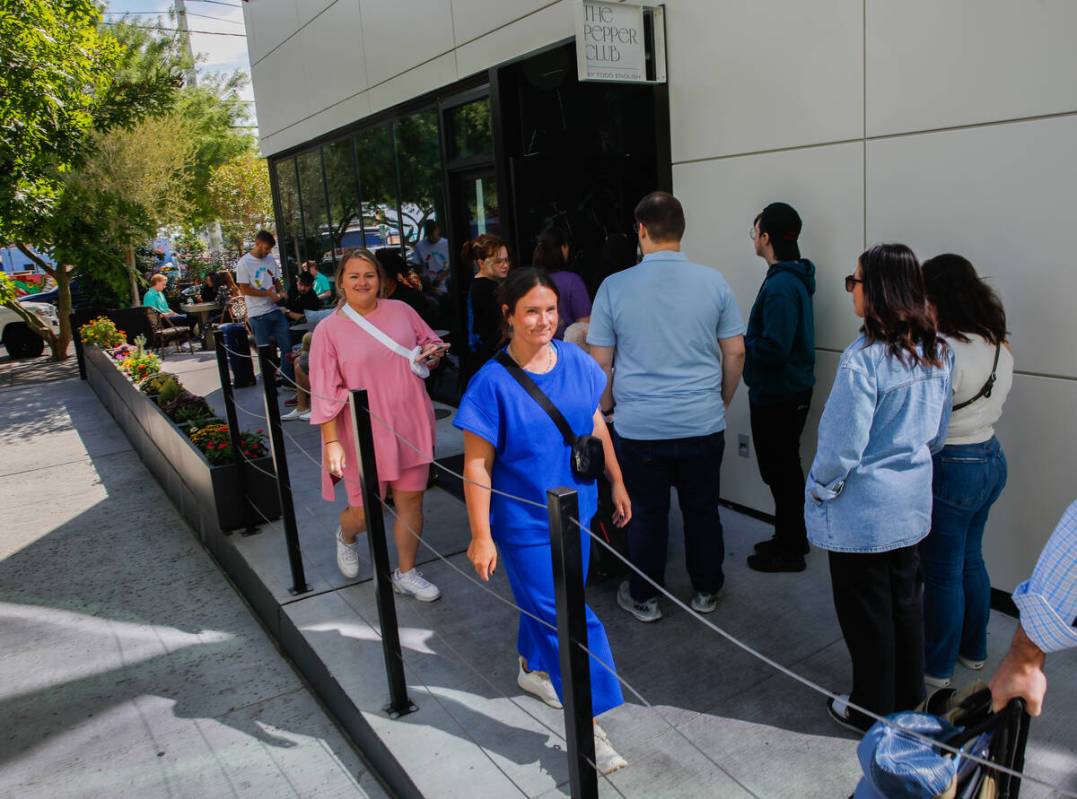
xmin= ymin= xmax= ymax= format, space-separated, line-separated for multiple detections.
xmin=340 ymin=303 xmax=430 ymax=378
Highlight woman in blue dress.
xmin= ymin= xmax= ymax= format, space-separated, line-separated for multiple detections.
xmin=454 ymin=268 xmax=632 ymax=775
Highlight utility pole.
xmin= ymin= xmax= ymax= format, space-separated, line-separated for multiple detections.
xmin=174 ymin=0 xmax=198 ymax=87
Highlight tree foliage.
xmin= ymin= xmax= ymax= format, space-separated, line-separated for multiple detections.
xmin=207 ymin=151 xmax=274 ymax=257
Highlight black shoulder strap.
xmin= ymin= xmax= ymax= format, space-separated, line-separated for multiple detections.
xmin=952 ymin=341 xmax=1002 ymax=412
xmin=495 ymin=351 xmax=575 ymax=446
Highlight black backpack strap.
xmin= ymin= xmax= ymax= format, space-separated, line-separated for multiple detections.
xmin=495 ymin=350 xmax=575 ymax=446
xmin=952 ymin=341 xmax=1002 ymax=412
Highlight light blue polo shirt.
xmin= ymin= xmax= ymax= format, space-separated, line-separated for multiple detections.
xmin=587 ymin=250 xmax=745 ymax=440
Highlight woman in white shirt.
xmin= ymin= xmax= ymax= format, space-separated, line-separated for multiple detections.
xmin=920 ymin=254 xmax=1014 ymax=688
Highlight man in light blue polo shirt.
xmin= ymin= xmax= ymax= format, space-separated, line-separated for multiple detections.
xmin=588 ymin=191 xmax=745 ymax=622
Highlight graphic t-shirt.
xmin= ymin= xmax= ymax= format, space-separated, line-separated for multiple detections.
xmin=235 ymin=252 xmax=280 ymax=318
xmin=412 ymin=238 xmax=450 ymax=294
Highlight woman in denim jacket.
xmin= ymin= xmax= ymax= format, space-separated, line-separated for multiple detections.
xmin=920 ymin=255 xmax=1012 ymax=689
xmin=807 ymin=243 xmax=953 ymax=733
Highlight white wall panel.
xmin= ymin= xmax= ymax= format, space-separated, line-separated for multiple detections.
xmin=452 ymin=0 xmax=559 ymax=45
xmin=247 ymin=0 xmax=299 ymax=65
xmin=267 ymin=35 xmax=313 ymax=134
xmin=300 ymin=0 xmax=367 ymax=115
xmin=359 ymin=0 xmax=455 ymax=88
xmin=986 ymin=374 xmax=1077 ymax=591
xmin=665 ymin=0 xmax=862 ymax=163
xmin=867 ymin=115 xmax=1077 ymax=380
xmin=251 ymin=49 xmax=288 ymax=138
xmin=673 ymin=142 xmax=864 ymax=355
xmin=298 ymin=0 xmax=337 ymax=27
xmin=369 ymin=53 xmax=458 ymax=115
xmin=455 ymin=0 xmax=571 ymax=79
xmin=866 ymin=0 xmax=1077 ymax=137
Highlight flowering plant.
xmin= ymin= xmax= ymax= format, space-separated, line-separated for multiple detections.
xmin=119 ymin=335 xmax=160 ymax=381
xmin=111 ymin=343 xmax=136 ymax=362
xmin=190 ymin=422 xmax=268 ymax=466
xmin=80 ymin=316 xmax=126 ymax=349
xmin=163 ymin=391 xmax=214 ymax=425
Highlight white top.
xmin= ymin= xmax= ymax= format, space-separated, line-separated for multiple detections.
xmin=944 ymin=333 xmax=1014 ymax=446
xmin=235 ymin=252 xmax=280 ymax=318
xmin=411 ymin=238 xmax=450 ymax=294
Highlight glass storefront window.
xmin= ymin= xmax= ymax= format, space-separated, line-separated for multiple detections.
xmin=354 ymin=124 xmax=400 ymax=256
xmin=395 ymin=108 xmax=446 ymax=293
xmin=448 ymin=97 xmax=492 ymax=161
xmin=296 ymin=149 xmax=332 ymax=269
xmin=274 ymin=158 xmax=303 ymax=274
xmin=323 ymin=137 xmax=363 ymax=266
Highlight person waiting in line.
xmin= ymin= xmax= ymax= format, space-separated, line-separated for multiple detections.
xmin=588 ymin=192 xmax=745 ymax=623
xmin=463 ymin=234 xmax=512 ymax=381
xmin=988 ymin=499 xmax=1077 ymax=716
xmin=920 ymin=254 xmax=1014 ymax=689
xmin=409 ymin=219 xmax=451 ymax=298
xmin=143 ymin=273 xmax=189 ymax=327
xmin=455 ymin=268 xmax=631 ymax=775
xmin=531 ymin=227 xmax=591 ymax=339
xmin=282 ymin=332 xmax=314 ymax=422
xmin=236 ymin=230 xmax=294 ymax=383
xmin=301 ymin=259 xmax=333 ymax=302
xmin=744 ymin=203 xmax=817 ymax=574
xmin=309 ymin=249 xmax=447 ymax=601
xmin=808 ymin=244 xmax=952 ymax=734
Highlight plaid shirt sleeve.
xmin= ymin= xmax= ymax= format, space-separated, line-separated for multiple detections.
xmin=1012 ymin=500 xmax=1077 ymax=654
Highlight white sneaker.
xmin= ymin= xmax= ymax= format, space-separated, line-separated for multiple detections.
xmin=690 ymin=589 xmax=722 ymax=614
xmin=593 ymin=724 xmax=628 ymax=775
xmin=392 ymin=568 xmax=441 ymax=602
xmin=924 ymin=674 xmax=952 ymax=689
xmin=299 ymin=410 xmax=311 ymax=421
xmin=517 ymin=656 xmax=562 ymax=709
xmin=617 ymin=581 xmax=662 ymax=623
xmin=336 ymin=527 xmax=360 ymax=578
xmin=281 ymin=407 xmax=304 ymax=421
xmin=958 ymin=655 xmax=986 ymax=671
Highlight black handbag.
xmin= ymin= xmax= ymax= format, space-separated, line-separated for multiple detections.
xmin=495 ymin=351 xmax=605 ymax=481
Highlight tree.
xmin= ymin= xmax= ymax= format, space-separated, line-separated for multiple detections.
xmin=207 ymin=151 xmax=274 ymax=258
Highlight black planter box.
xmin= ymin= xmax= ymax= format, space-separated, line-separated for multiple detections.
xmin=85 ymin=346 xmax=280 ymax=537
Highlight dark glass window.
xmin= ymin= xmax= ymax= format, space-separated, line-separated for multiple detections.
xmin=448 ymin=97 xmax=492 ymax=161
xmin=323 ymin=138 xmax=362 ymax=266
xmin=395 ymin=109 xmax=445 ymax=259
xmin=274 ymin=158 xmax=303 ymax=273
xmin=297 ymin=148 xmax=332 ymax=267
xmin=354 ymin=124 xmax=400 ymax=255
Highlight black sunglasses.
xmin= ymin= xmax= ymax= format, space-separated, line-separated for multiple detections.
xmin=844 ymin=275 xmax=864 ymax=293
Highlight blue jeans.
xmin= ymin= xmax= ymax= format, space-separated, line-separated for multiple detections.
xmin=920 ymin=436 xmax=1007 ymax=678
xmin=614 ymin=431 xmax=726 ymax=601
xmin=248 ymin=309 xmax=295 ymax=381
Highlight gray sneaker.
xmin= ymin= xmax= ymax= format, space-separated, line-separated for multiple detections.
xmin=690 ymin=589 xmax=721 ymax=614
xmin=617 ymin=581 xmax=662 ymax=623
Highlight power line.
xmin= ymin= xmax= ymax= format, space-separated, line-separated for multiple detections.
xmin=102 ymin=22 xmax=247 ymax=37
xmin=188 ymin=0 xmax=244 ymax=7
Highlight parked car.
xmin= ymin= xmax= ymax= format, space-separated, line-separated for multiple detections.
xmin=1 ymin=301 xmax=58 ymax=359
xmin=18 ymin=278 xmax=81 ymax=307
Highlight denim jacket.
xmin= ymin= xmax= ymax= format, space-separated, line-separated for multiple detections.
xmin=806 ymin=335 xmax=953 ymax=553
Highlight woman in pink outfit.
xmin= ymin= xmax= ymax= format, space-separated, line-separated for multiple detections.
xmin=309 ymin=249 xmax=447 ymax=601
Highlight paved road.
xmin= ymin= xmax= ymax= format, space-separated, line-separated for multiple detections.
xmin=0 ymin=358 xmax=389 ymax=799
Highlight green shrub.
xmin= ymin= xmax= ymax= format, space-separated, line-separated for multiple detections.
xmin=139 ymin=372 xmax=180 ymax=395
xmin=155 ymin=376 xmax=183 ymax=406
xmin=163 ymin=391 xmax=214 ymax=425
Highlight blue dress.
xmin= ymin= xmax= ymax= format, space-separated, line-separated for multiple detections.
xmin=454 ymin=340 xmax=624 ymax=715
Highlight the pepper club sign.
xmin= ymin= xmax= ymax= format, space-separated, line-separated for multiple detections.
xmin=575 ymin=0 xmax=667 ymax=84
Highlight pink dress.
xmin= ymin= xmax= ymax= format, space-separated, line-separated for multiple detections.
xmin=308 ymin=300 xmax=442 ymax=505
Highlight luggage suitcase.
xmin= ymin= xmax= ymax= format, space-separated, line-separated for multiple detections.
xmin=220 ymin=323 xmax=255 ymax=387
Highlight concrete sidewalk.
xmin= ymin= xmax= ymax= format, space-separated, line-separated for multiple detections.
xmin=0 ymin=360 xmax=389 ymax=799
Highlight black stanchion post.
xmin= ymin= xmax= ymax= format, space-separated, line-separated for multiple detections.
xmin=547 ymin=487 xmax=598 ymax=799
xmin=71 ymin=314 xmax=86 ymax=380
xmin=349 ymin=389 xmax=417 ymax=719
xmin=257 ymin=344 xmax=310 ymax=595
xmin=216 ymin=336 xmax=259 ymax=534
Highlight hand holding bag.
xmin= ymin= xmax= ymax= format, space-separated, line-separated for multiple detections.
xmin=341 ymin=303 xmax=430 ymax=378
xmin=495 ymin=350 xmax=605 ymax=481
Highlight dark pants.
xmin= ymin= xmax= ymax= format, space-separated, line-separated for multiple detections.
xmin=828 ymin=545 xmax=925 ymax=726
xmin=749 ymin=392 xmax=811 ymax=553
xmin=615 ymin=431 xmax=726 ymax=601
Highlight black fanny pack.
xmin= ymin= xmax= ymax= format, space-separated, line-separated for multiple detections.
xmin=495 ymin=351 xmax=605 ymax=481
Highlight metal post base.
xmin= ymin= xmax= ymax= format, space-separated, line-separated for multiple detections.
xmin=384 ymin=700 xmax=419 ymax=720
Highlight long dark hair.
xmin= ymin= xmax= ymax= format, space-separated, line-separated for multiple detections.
xmin=498 ymin=267 xmax=560 ymax=338
xmin=532 ymin=227 xmax=570 ymax=272
xmin=922 ymin=254 xmax=1007 ymax=345
xmin=858 ymin=243 xmax=943 ymax=368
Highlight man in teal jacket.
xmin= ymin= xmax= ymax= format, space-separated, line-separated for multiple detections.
xmin=744 ymin=203 xmax=816 ymax=572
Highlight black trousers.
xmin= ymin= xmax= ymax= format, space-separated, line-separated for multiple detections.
xmin=615 ymin=431 xmax=726 ymax=601
xmin=829 ymin=546 xmax=926 ymax=726
xmin=749 ymin=393 xmax=811 ymax=553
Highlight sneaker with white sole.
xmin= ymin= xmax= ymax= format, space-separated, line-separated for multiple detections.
xmin=299 ymin=410 xmax=311 ymax=421
xmin=392 ymin=568 xmax=441 ymax=602
xmin=336 ymin=527 xmax=360 ymax=578
xmin=593 ymin=724 xmax=628 ymax=775
xmin=516 ymin=656 xmax=561 ymax=709
xmin=281 ymin=407 xmax=305 ymax=421
xmin=617 ymin=581 xmax=662 ymax=623
xmin=690 ymin=588 xmax=722 ymax=614
xmin=924 ymin=673 xmax=952 ymax=689
xmin=958 ymin=655 xmax=986 ymax=670
xmin=826 ymin=694 xmax=872 ymax=734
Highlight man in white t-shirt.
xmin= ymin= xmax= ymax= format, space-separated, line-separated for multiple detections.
xmin=236 ymin=230 xmax=293 ymax=380
xmin=410 ymin=220 xmax=450 ymax=296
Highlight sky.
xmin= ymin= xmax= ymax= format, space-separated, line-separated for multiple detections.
xmin=102 ymin=0 xmax=258 ymax=132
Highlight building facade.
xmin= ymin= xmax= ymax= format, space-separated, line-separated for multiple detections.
xmin=244 ymin=0 xmax=1077 ymax=592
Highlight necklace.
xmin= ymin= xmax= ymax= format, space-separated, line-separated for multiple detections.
xmin=509 ymin=341 xmax=554 ymax=374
